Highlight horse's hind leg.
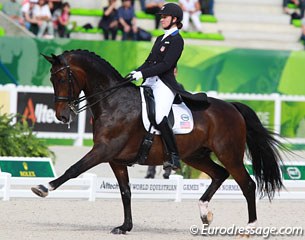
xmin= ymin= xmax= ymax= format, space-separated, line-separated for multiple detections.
xmin=184 ymin=150 xmax=229 ymax=225
xmin=216 ymin=146 xmax=257 ymax=225
xmin=224 ymin=162 xmax=257 ymax=224
xmin=109 ymin=163 xmax=133 ymax=234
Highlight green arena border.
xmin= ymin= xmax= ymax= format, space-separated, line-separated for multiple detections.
xmin=70 ymin=8 xmax=217 ymax=23
xmin=0 ymin=3 xmax=2 ymax=11
xmin=42 ymin=138 xmax=94 ymax=146
xmin=72 ymin=26 xmax=224 ymax=40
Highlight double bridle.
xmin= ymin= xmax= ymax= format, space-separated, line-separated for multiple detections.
xmin=51 ymin=56 xmax=134 ymax=114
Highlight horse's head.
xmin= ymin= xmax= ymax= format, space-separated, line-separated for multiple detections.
xmin=43 ymin=53 xmax=85 ymax=124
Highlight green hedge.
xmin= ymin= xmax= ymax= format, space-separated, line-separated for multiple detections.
xmin=70 ymin=8 xmax=217 ymax=23
xmin=0 ymin=112 xmax=54 ymax=158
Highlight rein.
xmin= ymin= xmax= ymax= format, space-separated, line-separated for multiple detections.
xmin=51 ymin=57 xmax=134 ymax=114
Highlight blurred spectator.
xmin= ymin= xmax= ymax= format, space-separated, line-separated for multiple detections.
xmin=22 ymin=0 xmax=30 ymax=5
xmin=33 ymin=0 xmax=54 ymax=38
xmin=283 ymin=0 xmax=305 ymax=19
xmin=144 ymin=0 xmax=164 ymax=29
xmin=53 ymin=2 xmax=71 ymax=38
xmin=98 ymin=0 xmax=119 ymax=40
xmin=179 ymin=0 xmax=202 ymax=32
xmin=200 ymin=0 xmax=214 ymax=15
xmin=48 ymin=0 xmax=63 ymax=14
xmin=21 ymin=0 xmax=38 ymax=33
xmin=139 ymin=0 xmax=146 ymax=11
xmin=300 ymin=17 xmax=305 ymax=48
xmin=145 ymin=166 xmax=172 ymax=179
xmin=118 ymin=0 xmax=138 ymax=41
xmin=2 ymin=0 xmax=24 ymax=25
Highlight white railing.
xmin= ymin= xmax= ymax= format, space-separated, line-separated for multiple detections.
xmin=0 ymin=172 xmax=97 ymax=201
xmin=1 ymin=84 xmax=305 ymax=145
xmin=1 ymin=173 xmax=305 ymax=201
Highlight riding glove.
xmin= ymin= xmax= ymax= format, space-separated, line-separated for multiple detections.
xmin=130 ymin=71 xmax=143 ymax=81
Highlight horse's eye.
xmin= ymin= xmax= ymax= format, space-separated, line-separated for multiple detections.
xmin=59 ymin=78 xmax=65 ymax=83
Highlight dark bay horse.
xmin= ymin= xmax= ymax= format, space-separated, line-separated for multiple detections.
xmin=31 ymin=50 xmax=283 ymax=234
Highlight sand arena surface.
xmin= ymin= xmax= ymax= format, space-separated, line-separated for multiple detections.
xmin=1 ymin=147 xmax=304 ymax=240
xmin=0 ymin=198 xmax=304 ymax=240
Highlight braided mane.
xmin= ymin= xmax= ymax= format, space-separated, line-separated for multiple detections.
xmin=62 ymin=49 xmax=124 ymax=80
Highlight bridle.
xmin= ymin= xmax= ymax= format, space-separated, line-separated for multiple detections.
xmin=51 ymin=56 xmax=134 ymax=114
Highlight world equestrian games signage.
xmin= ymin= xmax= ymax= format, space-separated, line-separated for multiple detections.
xmin=0 ymin=157 xmax=56 ymax=177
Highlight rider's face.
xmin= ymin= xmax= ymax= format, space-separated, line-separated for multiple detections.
xmin=160 ymin=15 xmax=173 ymax=29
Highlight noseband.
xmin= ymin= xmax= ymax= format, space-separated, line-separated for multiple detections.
xmin=51 ymin=55 xmax=134 ymax=114
xmin=50 ymin=56 xmax=80 ymax=114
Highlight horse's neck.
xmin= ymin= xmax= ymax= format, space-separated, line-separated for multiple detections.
xmin=84 ymin=76 xmax=140 ymax=120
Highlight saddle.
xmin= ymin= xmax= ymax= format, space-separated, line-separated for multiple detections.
xmin=141 ymin=86 xmax=194 ymax=135
xmin=136 ymin=86 xmax=194 ymax=164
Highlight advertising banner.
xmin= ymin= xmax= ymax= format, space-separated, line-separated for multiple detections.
xmin=17 ymin=91 xmax=78 ymax=133
xmin=0 ymin=157 xmax=56 ymax=177
xmin=245 ymin=163 xmax=305 ymax=180
xmin=0 ymin=89 xmax=10 ymax=114
xmin=1 ymin=36 xmax=305 ymax=96
xmin=281 ymin=101 xmax=305 ymax=138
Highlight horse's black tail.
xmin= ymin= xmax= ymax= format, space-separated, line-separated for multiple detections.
xmin=231 ymin=102 xmax=284 ymax=200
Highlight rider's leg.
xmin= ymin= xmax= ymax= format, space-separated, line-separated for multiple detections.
xmin=157 ymin=116 xmax=181 ymax=170
xmin=152 ymin=79 xmax=181 ymax=170
xmin=142 ymin=77 xmax=180 ymax=170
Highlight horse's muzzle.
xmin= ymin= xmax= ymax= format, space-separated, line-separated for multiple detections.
xmin=56 ymin=105 xmax=72 ymax=124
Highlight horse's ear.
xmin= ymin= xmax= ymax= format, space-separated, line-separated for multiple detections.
xmin=41 ymin=53 xmax=55 ymax=64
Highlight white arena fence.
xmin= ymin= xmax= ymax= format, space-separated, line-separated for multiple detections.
xmin=1 ymin=84 xmax=305 ymax=145
xmin=1 ymin=173 xmax=305 ymax=201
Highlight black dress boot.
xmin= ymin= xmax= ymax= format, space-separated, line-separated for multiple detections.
xmin=157 ymin=117 xmax=181 ymax=170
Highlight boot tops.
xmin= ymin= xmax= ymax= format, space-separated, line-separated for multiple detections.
xmin=157 ymin=117 xmax=181 ymax=171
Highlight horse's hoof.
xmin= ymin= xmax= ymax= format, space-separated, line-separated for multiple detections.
xmin=31 ymin=185 xmax=49 ymax=198
xmin=201 ymin=211 xmax=213 ymax=225
xmin=110 ymin=227 xmax=126 ymax=235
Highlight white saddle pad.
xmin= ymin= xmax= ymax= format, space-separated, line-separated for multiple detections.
xmin=140 ymin=87 xmax=194 ymax=135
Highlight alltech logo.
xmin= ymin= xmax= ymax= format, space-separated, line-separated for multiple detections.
xmin=17 ymin=92 xmax=78 ymax=132
xmin=22 ymin=98 xmax=60 ymax=124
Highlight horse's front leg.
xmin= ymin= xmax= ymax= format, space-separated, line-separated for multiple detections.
xmin=109 ymin=162 xmax=132 ymax=234
xmin=31 ymin=145 xmax=108 ymax=197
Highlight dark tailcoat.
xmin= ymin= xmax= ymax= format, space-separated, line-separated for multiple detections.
xmin=137 ymin=31 xmax=209 ymax=110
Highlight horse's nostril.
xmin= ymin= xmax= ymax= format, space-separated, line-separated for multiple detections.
xmin=59 ymin=115 xmax=69 ymax=123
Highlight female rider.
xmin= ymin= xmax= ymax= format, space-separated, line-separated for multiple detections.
xmin=129 ymin=3 xmax=208 ymax=171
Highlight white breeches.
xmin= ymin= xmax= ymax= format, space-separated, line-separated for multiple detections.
xmin=182 ymin=11 xmax=202 ymax=32
xmin=142 ymin=76 xmax=175 ymax=124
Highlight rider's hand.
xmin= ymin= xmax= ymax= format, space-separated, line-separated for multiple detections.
xmin=130 ymin=71 xmax=143 ymax=81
